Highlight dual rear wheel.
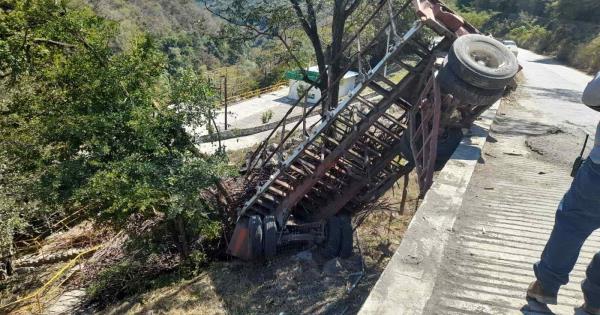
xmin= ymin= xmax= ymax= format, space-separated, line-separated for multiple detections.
xmin=323 ymin=214 xmax=354 ymax=259
xmin=247 ymin=215 xmax=278 ymax=260
xmin=440 ymin=34 xmax=519 ymax=106
xmin=247 ymin=214 xmax=354 ymax=260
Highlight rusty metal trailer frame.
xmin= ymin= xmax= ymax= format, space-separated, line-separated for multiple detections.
xmin=228 ymin=0 xmax=490 ymax=260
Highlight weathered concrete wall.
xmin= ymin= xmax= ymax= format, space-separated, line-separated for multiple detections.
xmin=358 ymin=101 xmax=500 ymax=315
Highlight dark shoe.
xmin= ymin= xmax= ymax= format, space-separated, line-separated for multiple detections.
xmin=527 ymin=280 xmax=558 ymax=305
xmin=582 ymin=304 xmax=600 ymax=315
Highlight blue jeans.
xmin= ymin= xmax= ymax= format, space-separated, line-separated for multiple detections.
xmin=534 ymin=158 xmax=600 ymax=308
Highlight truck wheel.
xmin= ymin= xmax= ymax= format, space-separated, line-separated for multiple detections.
xmin=338 ymin=214 xmax=354 ymax=259
xmin=448 ymin=34 xmax=518 ymax=90
xmin=399 ymin=127 xmax=463 ymax=170
xmin=438 ymin=64 xmax=504 ymax=107
xmin=248 ymin=215 xmax=263 ymax=259
xmin=434 ymin=128 xmax=464 ymax=170
xmin=263 ymin=215 xmax=278 ymax=259
xmin=324 ymin=216 xmax=342 ymax=258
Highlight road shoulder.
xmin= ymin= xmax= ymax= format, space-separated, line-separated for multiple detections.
xmin=358 ymin=100 xmax=500 ymax=315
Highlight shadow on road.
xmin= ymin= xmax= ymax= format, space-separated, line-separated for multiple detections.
xmin=530 ymin=57 xmax=563 ymax=66
xmin=521 ymin=85 xmax=583 ymax=104
xmin=521 ymin=298 xmax=555 ymax=314
xmin=492 ymin=114 xmax=557 ymax=136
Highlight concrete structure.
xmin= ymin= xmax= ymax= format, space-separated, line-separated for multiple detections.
xmin=359 ymin=49 xmax=600 ymax=314
xmin=359 ymin=99 xmax=500 ymax=315
xmin=286 ymin=66 xmax=358 ymax=104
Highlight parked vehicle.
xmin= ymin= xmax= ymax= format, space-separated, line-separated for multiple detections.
xmin=502 ymin=40 xmax=519 ymax=57
xmin=228 ymin=0 xmax=519 ymax=261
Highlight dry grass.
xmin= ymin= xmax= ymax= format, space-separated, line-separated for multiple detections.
xmin=99 ymin=273 xmax=227 ymax=315
xmin=97 ymin=172 xmax=421 ymax=315
xmin=0 ymin=222 xmax=109 ymax=314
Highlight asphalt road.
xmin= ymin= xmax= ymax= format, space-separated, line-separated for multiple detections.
xmin=192 ymin=87 xmax=324 ymax=154
xmin=517 ymin=49 xmax=599 ymax=135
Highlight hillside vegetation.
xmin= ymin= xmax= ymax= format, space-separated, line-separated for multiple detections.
xmin=452 ymin=0 xmax=600 ymax=73
xmin=0 ymin=0 xmax=234 ymax=284
xmin=81 ymin=0 xmax=600 ymax=76
xmin=78 ymin=0 xmax=295 ymax=90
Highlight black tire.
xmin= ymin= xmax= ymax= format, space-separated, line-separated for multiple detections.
xmin=438 ymin=64 xmax=504 ymax=107
xmin=399 ymin=127 xmax=463 ymax=171
xmin=398 ymin=132 xmax=416 ymax=166
xmin=263 ymin=215 xmax=278 ymax=259
xmin=434 ymin=128 xmax=464 ymax=170
xmin=324 ymin=217 xmax=342 ymax=258
xmin=248 ymin=215 xmax=263 ymax=259
xmin=338 ymin=214 xmax=354 ymax=259
xmin=448 ymin=34 xmax=519 ymax=90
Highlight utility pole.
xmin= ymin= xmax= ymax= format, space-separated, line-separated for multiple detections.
xmin=223 ymin=70 xmax=228 ymax=131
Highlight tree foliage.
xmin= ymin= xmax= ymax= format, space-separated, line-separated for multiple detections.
xmin=78 ymin=0 xmax=294 ymax=92
xmin=0 ymin=0 xmax=234 ymax=257
xmin=206 ymin=0 xmax=369 ymax=112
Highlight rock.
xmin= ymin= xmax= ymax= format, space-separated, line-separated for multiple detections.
xmin=13 ymin=266 xmax=36 ymax=274
xmin=322 ymin=258 xmax=344 ymax=276
xmin=16 ymin=248 xmax=84 ymax=268
xmin=294 ymin=250 xmax=313 ymax=262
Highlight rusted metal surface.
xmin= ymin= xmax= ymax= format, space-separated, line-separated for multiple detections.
xmin=274 ymin=74 xmax=417 ymax=225
xmin=410 ymin=57 xmax=444 ymax=194
xmin=226 ymin=217 xmax=253 ymax=260
xmin=412 ymin=0 xmax=479 ymax=37
xmin=309 ymin=135 xmax=411 ymax=221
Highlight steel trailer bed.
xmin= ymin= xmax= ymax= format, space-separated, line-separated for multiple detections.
xmin=227 ymin=0 xmax=517 ymax=260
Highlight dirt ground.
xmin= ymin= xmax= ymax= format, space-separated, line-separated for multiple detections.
xmin=97 ymin=178 xmax=420 ymax=315
xmin=0 ymin=174 xmax=419 ymax=315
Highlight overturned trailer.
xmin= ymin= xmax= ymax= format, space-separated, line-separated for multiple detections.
xmin=228 ymin=0 xmax=519 ymax=260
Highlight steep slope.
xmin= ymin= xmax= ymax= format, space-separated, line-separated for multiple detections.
xmin=78 ymin=0 xmax=234 ymax=70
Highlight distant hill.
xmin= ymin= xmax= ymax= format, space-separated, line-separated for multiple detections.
xmin=78 ymin=0 xmax=235 ymax=70
xmin=83 ymin=0 xmax=219 ymax=36
xmin=75 ymin=0 xmax=288 ymax=93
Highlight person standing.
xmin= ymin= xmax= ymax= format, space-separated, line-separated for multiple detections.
xmin=527 ymin=72 xmax=600 ymax=314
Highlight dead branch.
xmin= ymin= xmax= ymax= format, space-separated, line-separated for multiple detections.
xmin=204 ymin=3 xmax=316 ymax=86
xmin=32 ymin=38 xmax=76 ymax=48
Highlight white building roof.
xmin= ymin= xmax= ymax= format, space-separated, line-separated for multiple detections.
xmin=307 ymin=66 xmax=358 ymax=79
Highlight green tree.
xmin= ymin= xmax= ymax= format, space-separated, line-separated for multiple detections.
xmin=206 ymin=0 xmax=366 ymax=113
xmin=0 ymin=0 xmax=233 ymax=257
xmin=549 ymin=0 xmax=600 ymax=23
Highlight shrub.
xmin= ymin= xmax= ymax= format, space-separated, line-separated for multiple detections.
xmin=460 ymin=10 xmax=494 ymax=30
xmin=262 ymin=110 xmax=274 ymax=124
xmin=0 ymin=0 xmax=234 ymax=259
xmin=573 ymin=35 xmax=600 ymax=73
xmin=508 ymin=24 xmax=551 ymax=51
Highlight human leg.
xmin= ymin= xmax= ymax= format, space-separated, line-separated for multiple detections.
xmin=531 ymin=159 xmax=600 ymax=301
xmin=583 ymin=252 xmax=600 ymax=310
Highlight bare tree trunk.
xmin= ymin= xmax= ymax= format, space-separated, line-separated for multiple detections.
xmin=289 ymin=0 xmax=329 ymax=116
xmin=173 ymin=215 xmax=190 ymax=258
xmin=329 ymin=1 xmax=347 ymax=112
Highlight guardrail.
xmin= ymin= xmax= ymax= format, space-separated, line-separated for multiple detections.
xmin=224 ymin=81 xmax=287 ymax=105
xmin=14 ymin=208 xmax=87 ymax=253
xmin=0 ymin=245 xmax=101 ymax=314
